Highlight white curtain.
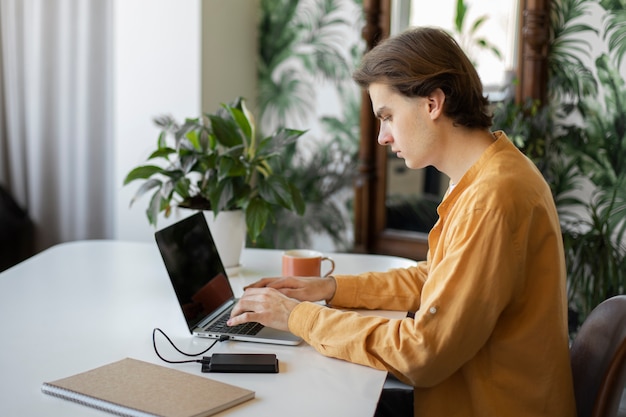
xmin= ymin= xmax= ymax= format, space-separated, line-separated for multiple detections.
xmin=0 ymin=0 xmax=113 ymax=252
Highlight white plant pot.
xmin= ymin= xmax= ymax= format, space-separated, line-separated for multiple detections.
xmin=173 ymin=207 xmax=246 ymax=271
xmin=202 ymin=209 xmax=246 ymax=271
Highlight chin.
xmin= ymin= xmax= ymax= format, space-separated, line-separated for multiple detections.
xmin=405 ymin=160 xmax=422 ymax=170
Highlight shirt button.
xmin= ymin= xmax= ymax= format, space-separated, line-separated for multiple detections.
xmin=429 ymin=306 xmax=438 ymax=315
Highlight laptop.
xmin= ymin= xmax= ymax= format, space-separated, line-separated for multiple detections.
xmin=155 ymin=212 xmax=301 ymax=346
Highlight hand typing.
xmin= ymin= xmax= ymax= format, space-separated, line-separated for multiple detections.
xmin=227 ymin=287 xmax=297 ymax=331
xmin=227 ymin=276 xmax=337 ymax=331
xmin=244 ymin=276 xmax=337 ymax=302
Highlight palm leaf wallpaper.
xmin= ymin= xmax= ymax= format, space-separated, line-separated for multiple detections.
xmin=551 ymin=0 xmax=626 ymax=324
xmin=254 ymin=0 xmax=363 ymax=250
xmin=498 ymin=0 xmax=626 ymax=326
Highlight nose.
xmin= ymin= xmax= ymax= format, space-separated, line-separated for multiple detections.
xmin=377 ymin=123 xmax=392 ymax=146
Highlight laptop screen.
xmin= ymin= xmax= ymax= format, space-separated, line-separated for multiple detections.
xmin=155 ymin=213 xmax=234 ymax=329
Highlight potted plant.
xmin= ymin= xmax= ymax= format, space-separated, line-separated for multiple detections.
xmin=492 ymin=0 xmax=626 ymax=334
xmin=123 ymin=97 xmax=306 ymax=266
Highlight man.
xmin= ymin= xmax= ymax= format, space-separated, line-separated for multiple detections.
xmin=228 ymin=27 xmax=576 ymax=416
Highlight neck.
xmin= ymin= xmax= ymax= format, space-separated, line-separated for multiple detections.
xmin=438 ymin=128 xmax=496 ymax=184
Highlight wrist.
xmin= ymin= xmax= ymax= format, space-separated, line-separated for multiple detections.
xmin=325 ymin=276 xmax=337 ymax=303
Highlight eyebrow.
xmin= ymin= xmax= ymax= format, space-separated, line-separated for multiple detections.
xmin=374 ymin=106 xmax=388 ymax=120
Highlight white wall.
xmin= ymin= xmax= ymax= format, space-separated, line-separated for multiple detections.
xmin=112 ymin=0 xmax=201 ymax=242
xmin=112 ymin=0 xmax=258 ymax=242
xmin=202 ymin=0 xmax=258 ymax=114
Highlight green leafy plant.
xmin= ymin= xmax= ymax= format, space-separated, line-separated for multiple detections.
xmin=251 ymin=103 xmax=359 ymax=250
xmin=251 ymin=80 xmax=361 ymax=250
xmin=252 ymin=137 xmax=358 ymax=250
xmin=600 ymin=0 xmax=626 ymax=68
xmin=258 ymin=0 xmax=354 ymax=133
xmin=494 ymin=0 xmax=626 ymax=327
xmin=558 ymin=53 xmax=626 ymax=318
xmin=552 ymin=0 xmax=626 ymax=322
xmin=123 ymin=97 xmax=306 ymax=242
xmin=492 ymin=98 xmax=553 ymax=165
xmin=548 ymin=0 xmax=598 ymax=106
xmin=451 ymin=0 xmax=503 ymax=65
xmin=253 ymin=0 xmax=363 ymax=250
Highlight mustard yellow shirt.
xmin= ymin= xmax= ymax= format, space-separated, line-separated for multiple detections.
xmin=288 ymin=132 xmax=576 ymax=416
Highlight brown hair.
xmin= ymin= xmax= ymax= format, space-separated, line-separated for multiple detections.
xmin=353 ymin=27 xmax=492 ymax=129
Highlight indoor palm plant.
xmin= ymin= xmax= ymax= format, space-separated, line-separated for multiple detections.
xmin=493 ymin=0 xmax=626 ymax=331
xmin=123 ymin=97 xmax=306 ymax=244
xmin=254 ymin=0 xmax=362 ymax=251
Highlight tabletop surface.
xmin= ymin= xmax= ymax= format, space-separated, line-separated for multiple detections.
xmin=0 ymin=240 xmax=416 ymax=416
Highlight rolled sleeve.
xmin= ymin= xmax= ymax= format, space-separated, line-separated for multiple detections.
xmin=328 ymin=264 xmax=427 ymax=311
xmin=288 ymin=301 xmax=324 ymax=339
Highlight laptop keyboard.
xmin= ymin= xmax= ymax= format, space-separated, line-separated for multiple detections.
xmin=206 ymin=311 xmax=264 ymax=336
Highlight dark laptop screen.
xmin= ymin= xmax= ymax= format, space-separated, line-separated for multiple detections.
xmin=155 ymin=212 xmax=234 ymax=329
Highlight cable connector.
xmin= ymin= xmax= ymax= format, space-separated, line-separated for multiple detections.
xmin=152 ymin=328 xmax=229 ymax=364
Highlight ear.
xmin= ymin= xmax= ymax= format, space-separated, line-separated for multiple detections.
xmin=427 ymin=88 xmax=445 ymax=120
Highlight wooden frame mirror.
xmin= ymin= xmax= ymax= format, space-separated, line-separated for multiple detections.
xmin=353 ymin=0 xmax=551 ymax=260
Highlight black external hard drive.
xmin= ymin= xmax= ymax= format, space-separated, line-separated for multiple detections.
xmin=202 ymin=353 xmax=279 ymax=373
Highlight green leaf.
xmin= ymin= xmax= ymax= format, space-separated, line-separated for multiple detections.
xmin=123 ymin=165 xmax=164 ymax=185
xmin=129 ymin=178 xmax=162 ymax=207
xmin=208 ymin=180 xmax=225 ymax=212
xmin=147 ymin=189 xmax=164 ymax=226
xmin=209 ymin=115 xmax=243 ymax=148
xmin=179 ymin=153 xmax=199 ymax=175
xmin=159 ymin=168 xmax=185 ymax=181
xmin=157 ymin=131 xmax=167 ymax=149
xmin=173 ymin=177 xmax=192 ymax=200
xmin=210 ymin=179 xmax=239 ymax=212
xmin=258 ymin=176 xmax=292 ymax=207
xmin=289 ymin=182 xmax=305 ymax=215
xmin=227 ymin=106 xmax=253 ymax=143
xmin=199 ymin=124 xmax=211 ymax=152
xmin=186 ymin=129 xmax=201 ymax=150
xmin=454 ymin=0 xmax=467 ymax=33
xmin=258 ymin=127 xmax=306 ymax=155
xmin=470 ymin=16 xmax=487 ymax=34
xmin=246 ymin=197 xmax=272 ymax=242
xmin=175 ymin=118 xmax=200 ymax=144
xmin=258 ymin=67 xmax=315 ymax=130
xmin=148 ymin=147 xmax=176 ymax=160
xmin=218 ymin=156 xmax=247 ymax=180
xmin=604 ymin=9 xmax=626 ymax=67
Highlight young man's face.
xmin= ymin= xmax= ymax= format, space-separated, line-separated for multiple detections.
xmin=369 ymin=82 xmax=441 ymax=170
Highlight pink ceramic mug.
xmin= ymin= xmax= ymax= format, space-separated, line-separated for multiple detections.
xmin=282 ymin=249 xmax=335 ymax=277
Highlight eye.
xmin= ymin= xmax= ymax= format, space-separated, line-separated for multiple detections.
xmin=381 ymin=115 xmax=391 ymax=122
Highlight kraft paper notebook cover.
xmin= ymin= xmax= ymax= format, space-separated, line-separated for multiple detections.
xmin=41 ymin=358 xmax=255 ymax=417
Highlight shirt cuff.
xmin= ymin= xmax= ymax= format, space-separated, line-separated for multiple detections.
xmin=327 ymin=274 xmax=360 ymax=307
xmin=288 ymin=301 xmax=325 ymax=339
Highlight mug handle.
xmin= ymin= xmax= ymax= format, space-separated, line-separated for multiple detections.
xmin=321 ymin=256 xmax=335 ymax=277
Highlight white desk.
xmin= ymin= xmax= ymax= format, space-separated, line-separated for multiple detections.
xmin=0 ymin=240 xmax=416 ymax=416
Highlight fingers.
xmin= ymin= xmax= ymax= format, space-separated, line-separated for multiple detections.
xmin=229 ymin=288 xmax=269 ymax=318
xmin=274 ymin=277 xmax=336 ymax=302
xmin=244 ymin=277 xmax=280 ymax=289
xmin=244 ymin=276 xmax=305 ymax=290
xmin=226 ymin=310 xmax=260 ymax=327
xmin=227 ymin=287 xmax=297 ymax=331
xmin=242 ymin=276 xmax=336 ymax=303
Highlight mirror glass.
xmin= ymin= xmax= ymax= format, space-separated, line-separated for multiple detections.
xmin=386 ymin=0 xmax=519 ymax=234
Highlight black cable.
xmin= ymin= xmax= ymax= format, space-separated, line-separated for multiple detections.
xmin=152 ymin=328 xmax=228 ymax=364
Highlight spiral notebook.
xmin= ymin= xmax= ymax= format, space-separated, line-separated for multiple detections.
xmin=41 ymin=358 xmax=254 ymax=417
